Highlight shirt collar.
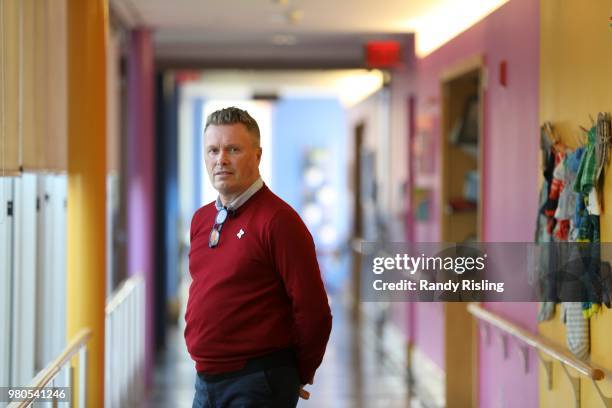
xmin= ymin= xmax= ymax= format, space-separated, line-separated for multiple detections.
xmin=215 ymin=177 xmax=264 ymax=212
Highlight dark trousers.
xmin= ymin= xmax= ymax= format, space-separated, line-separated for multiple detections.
xmin=193 ymin=365 xmax=301 ymax=408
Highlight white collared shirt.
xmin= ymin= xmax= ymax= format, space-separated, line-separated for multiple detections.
xmin=214 ymin=177 xmax=264 ymax=212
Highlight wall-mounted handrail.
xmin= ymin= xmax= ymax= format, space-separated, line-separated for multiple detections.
xmin=467 ymin=303 xmax=604 ymax=381
xmin=7 ymin=328 xmax=92 ymax=408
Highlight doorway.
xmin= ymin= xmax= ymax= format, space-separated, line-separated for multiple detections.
xmin=439 ymin=55 xmax=484 ymax=408
xmin=350 ymin=122 xmax=364 ymax=319
xmin=440 ymin=57 xmax=483 ymax=242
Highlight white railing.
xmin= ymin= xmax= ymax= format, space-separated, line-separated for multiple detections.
xmin=7 ymin=329 xmax=92 ymax=408
xmin=104 ymin=275 xmax=145 ymax=408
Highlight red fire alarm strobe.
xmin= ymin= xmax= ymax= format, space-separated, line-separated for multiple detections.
xmin=499 ymin=60 xmax=507 ymax=87
xmin=365 ymin=40 xmax=402 ymax=68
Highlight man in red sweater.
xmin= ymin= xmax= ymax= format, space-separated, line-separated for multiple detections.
xmin=185 ymin=107 xmax=332 ymax=407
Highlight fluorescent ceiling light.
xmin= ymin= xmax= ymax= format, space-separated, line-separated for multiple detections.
xmin=335 ymin=71 xmax=384 ymax=107
xmin=405 ymin=0 xmax=509 ymax=57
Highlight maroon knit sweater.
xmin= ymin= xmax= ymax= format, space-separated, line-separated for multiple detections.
xmin=184 ymin=186 xmax=332 ymax=384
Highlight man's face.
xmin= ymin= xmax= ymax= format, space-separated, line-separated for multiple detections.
xmin=204 ymin=123 xmax=262 ymax=198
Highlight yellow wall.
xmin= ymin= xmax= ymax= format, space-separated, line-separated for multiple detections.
xmin=539 ymin=0 xmax=612 ymax=406
xmin=67 ymin=0 xmax=108 ymax=405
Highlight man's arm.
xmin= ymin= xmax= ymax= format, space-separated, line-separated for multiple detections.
xmin=267 ymin=209 xmax=333 ymax=385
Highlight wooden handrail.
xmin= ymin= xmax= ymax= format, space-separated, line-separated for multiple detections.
xmin=467 ymin=303 xmax=605 ymax=381
xmin=12 ymin=328 xmax=92 ymax=407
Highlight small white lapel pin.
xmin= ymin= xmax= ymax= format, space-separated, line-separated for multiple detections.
xmin=237 ymin=229 xmax=245 ymax=239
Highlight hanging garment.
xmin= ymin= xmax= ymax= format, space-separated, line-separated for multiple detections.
xmin=566 ymin=148 xmax=585 ymax=241
xmin=574 ymin=214 xmax=601 ymax=318
xmin=538 ymin=301 xmax=556 ymax=322
xmin=573 ymin=133 xmax=599 ymax=243
xmin=551 ymin=156 xmax=569 ymax=240
xmin=574 ymin=126 xmax=597 ymax=195
xmin=583 ymin=303 xmax=600 ymax=319
xmin=537 ymin=175 xmax=557 ymax=321
xmin=541 ymin=149 xmax=559 ymax=234
xmin=587 ymin=187 xmax=601 ymax=216
xmin=601 ymin=261 xmax=612 ymax=308
xmin=594 ymin=112 xmax=611 ymax=183
xmin=535 ymin=180 xmax=551 ymax=244
xmin=536 ymin=144 xmax=556 ymax=321
xmin=555 ymin=155 xmax=578 ymax=221
xmin=562 ymin=302 xmax=590 ymax=359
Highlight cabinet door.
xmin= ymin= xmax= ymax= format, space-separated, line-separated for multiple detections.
xmin=0 ymin=178 xmax=13 ymax=387
xmin=10 ymin=174 xmax=37 ymax=386
xmin=35 ymin=175 xmax=67 ymax=370
xmin=20 ymin=0 xmax=67 ymax=172
xmin=0 ymin=0 xmax=21 ymax=175
xmin=45 ymin=0 xmax=68 ymax=171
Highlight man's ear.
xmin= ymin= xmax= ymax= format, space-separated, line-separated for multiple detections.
xmin=256 ymin=147 xmax=262 ymax=163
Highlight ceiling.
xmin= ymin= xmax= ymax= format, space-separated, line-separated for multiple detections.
xmin=110 ymin=0 xmax=424 ymax=68
xmin=111 ymin=0 xmax=509 ymax=69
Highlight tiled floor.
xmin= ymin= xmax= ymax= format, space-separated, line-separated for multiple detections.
xmin=140 ymin=323 xmax=197 ymax=407
xmin=141 ymin=298 xmax=412 ymax=407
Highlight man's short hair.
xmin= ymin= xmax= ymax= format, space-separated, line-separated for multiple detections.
xmin=205 ymin=107 xmax=260 ymax=145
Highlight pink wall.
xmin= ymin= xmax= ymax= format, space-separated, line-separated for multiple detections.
xmin=127 ymin=29 xmax=156 ymax=387
xmin=408 ymin=0 xmax=540 ymax=406
xmin=414 ymin=0 xmax=540 ymax=241
xmin=413 ymin=302 xmax=445 ymax=369
xmin=479 ymin=302 xmax=539 ymax=407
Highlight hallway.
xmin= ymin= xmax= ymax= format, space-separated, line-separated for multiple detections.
xmin=2 ymin=1 xmax=612 ymax=407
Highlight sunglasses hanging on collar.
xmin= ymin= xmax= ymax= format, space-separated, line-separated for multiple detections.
xmin=209 ymin=207 xmax=230 ymax=248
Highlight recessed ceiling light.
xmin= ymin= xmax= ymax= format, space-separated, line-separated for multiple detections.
xmin=286 ymin=8 xmax=304 ymax=25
